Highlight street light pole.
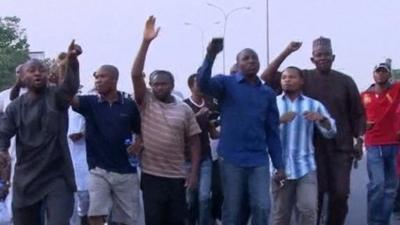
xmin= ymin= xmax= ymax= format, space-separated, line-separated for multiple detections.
xmin=184 ymin=22 xmax=205 ymax=58
xmin=266 ymin=0 xmax=270 ymax=64
xmin=207 ymin=3 xmax=250 ymax=74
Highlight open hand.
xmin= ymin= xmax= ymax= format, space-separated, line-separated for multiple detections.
xmin=273 ymin=169 xmax=287 ymax=184
xmin=280 ymin=111 xmax=296 ymax=124
xmin=185 ymin=171 xmax=198 ymax=190
xmin=303 ymin=111 xmax=324 ymax=122
xmin=68 ymin=132 xmax=84 ymax=142
xmin=196 ymin=107 xmax=210 ymax=117
xmin=143 ymin=16 xmax=160 ymax=42
xmin=127 ymin=139 xmax=144 ymax=156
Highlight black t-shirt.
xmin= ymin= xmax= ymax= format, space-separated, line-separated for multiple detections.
xmin=184 ymin=97 xmax=215 ymax=160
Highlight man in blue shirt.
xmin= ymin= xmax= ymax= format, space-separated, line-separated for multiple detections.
xmin=71 ymin=65 xmax=141 ymax=225
xmin=197 ymin=39 xmax=286 ymax=225
xmin=272 ymin=66 xmax=336 ymax=225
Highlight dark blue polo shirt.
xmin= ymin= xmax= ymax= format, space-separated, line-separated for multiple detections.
xmin=73 ymin=91 xmax=141 ymax=174
xmin=197 ymin=55 xmax=284 ymax=169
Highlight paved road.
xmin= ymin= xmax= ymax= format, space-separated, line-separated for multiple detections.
xmin=134 ymin=156 xmax=400 ymax=225
xmin=346 ymin=156 xmax=400 ymax=225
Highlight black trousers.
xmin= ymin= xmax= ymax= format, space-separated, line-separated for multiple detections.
xmin=12 ymin=178 xmax=74 ymax=225
xmin=315 ymin=142 xmax=353 ymax=225
xmin=141 ymin=173 xmax=187 ymax=225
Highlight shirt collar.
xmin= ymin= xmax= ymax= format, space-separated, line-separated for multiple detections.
xmin=234 ymin=72 xmax=262 ymax=86
xmin=280 ymin=93 xmax=305 ymax=101
xmin=97 ymin=91 xmax=124 ymax=104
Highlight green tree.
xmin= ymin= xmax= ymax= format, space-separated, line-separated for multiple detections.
xmin=393 ymin=69 xmax=400 ymax=81
xmin=0 ymin=16 xmax=30 ymax=91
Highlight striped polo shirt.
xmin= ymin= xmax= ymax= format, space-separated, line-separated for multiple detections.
xmin=277 ymin=94 xmax=336 ymax=179
xmin=139 ymin=90 xmax=201 ymax=178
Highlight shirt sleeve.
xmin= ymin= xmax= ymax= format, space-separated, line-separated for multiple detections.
xmin=72 ymin=95 xmax=92 ymax=116
xmin=315 ymin=101 xmax=337 ymax=139
xmin=197 ymin=54 xmax=225 ymax=99
xmin=185 ymin=106 xmax=202 ymax=138
xmin=0 ymin=102 xmax=17 ymax=151
xmin=55 ymin=58 xmax=80 ymax=110
xmin=131 ymin=101 xmax=142 ymax=135
xmin=265 ymin=92 xmax=284 ymax=170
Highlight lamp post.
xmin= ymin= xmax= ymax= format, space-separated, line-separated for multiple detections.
xmin=266 ymin=0 xmax=270 ymax=64
xmin=184 ymin=22 xmax=206 ymax=58
xmin=207 ymin=3 xmax=250 ymax=73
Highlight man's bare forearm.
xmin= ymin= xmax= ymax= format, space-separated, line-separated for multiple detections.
xmin=131 ymin=40 xmax=151 ymax=104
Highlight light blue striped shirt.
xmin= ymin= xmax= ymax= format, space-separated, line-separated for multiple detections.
xmin=277 ymin=94 xmax=336 ymax=179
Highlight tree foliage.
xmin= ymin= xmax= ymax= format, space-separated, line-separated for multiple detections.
xmin=0 ymin=16 xmax=29 ymax=91
xmin=393 ymin=69 xmax=400 ymax=81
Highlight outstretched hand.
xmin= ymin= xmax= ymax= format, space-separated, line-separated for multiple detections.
xmin=67 ymin=40 xmax=82 ymax=60
xmin=143 ymin=16 xmax=160 ymax=42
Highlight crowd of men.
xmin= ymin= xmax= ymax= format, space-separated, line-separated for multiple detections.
xmin=0 ymin=16 xmax=399 ymax=225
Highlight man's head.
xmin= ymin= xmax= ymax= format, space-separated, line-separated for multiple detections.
xmin=94 ymin=65 xmax=119 ymax=95
xmin=15 ymin=64 xmax=26 ymax=87
xmin=236 ymin=48 xmax=260 ymax=77
xmin=21 ymin=59 xmax=48 ymax=93
xmin=149 ymin=70 xmax=174 ymax=101
xmin=311 ymin=37 xmax=335 ymax=73
xmin=373 ymin=63 xmax=391 ymax=85
xmin=187 ymin=73 xmax=202 ymax=96
xmin=281 ymin=66 xmax=304 ymax=94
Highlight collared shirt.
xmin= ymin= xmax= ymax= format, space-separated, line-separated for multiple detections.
xmin=267 ymin=69 xmax=365 ymax=153
xmin=361 ymin=82 xmax=400 ymax=146
xmin=197 ymin=55 xmax=284 ymax=169
xmin=73 ymin=91 xmax=141 ymax=174
xmin=0 ymin=59 xmax=79 ymax=207
xmin=277 ymin=94 xmax=336 ymax=179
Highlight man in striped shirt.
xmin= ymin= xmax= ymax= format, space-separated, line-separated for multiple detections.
xmin=272 ymin=66 xmax=336 ymax=225
xmin=131 ymin=16 xmax=202 ymax=225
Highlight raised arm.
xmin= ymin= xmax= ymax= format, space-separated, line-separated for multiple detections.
xmin=197 ymin=39 xmax=224 ymax=99
xmin=57 ymin=40 xmax=82 ymax=109
xmin=131 ymin=16 xmax=160 ymax=106
xmin=260 ymin=42 xmax=302 ymax=85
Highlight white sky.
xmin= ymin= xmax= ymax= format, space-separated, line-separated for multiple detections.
xmin=1 ymin=0 xmax=399 ymax=95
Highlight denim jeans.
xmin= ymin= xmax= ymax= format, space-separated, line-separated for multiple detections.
xmin=219 ymin=158 xmax=270 ymax=225
xmin=187 ymin=158 xmax=213 ymax=225
xmin=367 ymin=144 xmax=399 ymax=225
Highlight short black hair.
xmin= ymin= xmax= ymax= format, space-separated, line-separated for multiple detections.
xmin=187 ymin=73 xmax=197 ymax=88
xmin=22 ymin=59 xmax=47 ymax=72
xmin=149 ymin=70 xmax=174 ymax=84
xmin=236 ymin=48 xmax=258 ymax=61
xmin=98 ymin=64 xmax=119 ymax=80
xmin=283 ymin=66 xmax=304 ymax=79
